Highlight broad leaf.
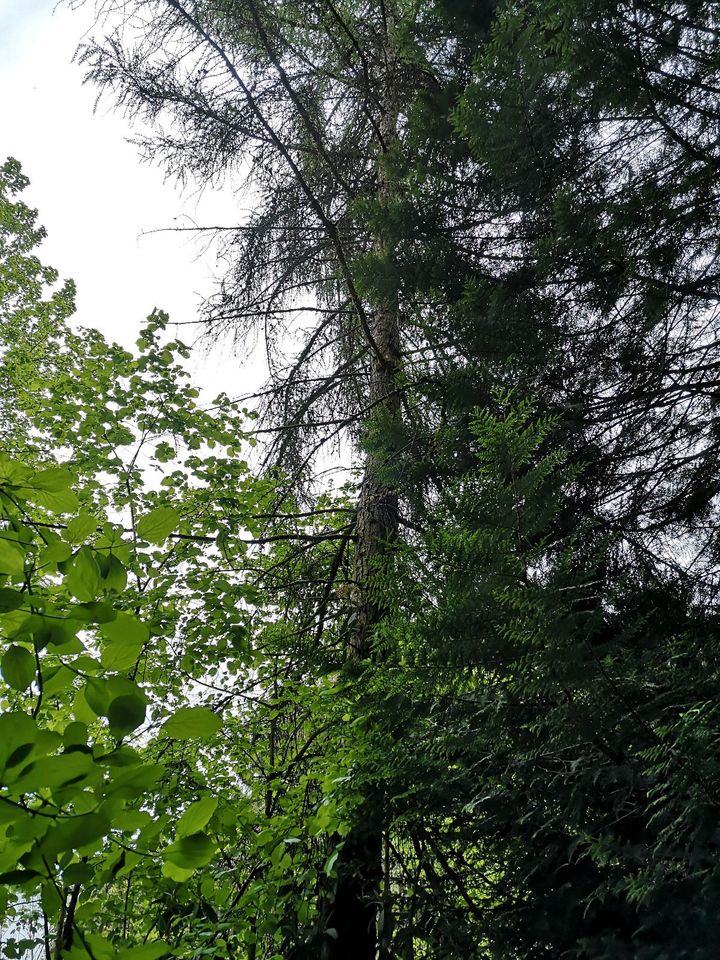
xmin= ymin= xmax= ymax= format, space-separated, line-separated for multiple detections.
xmin=162 ymin=707 xmax=221 ymax=741
xmin=176 ymin=795 xmax=218 ymax=838
xmin=116 ymin=944 xmax=171 ymax=960
xmin=136 ymin=506 xmax=180 ymax=544
xmin=1 ymin=645 xmax=35 ymax=691
xmin=66 ymin=513 xmax=98 ymax=544
xmin=0 ymin=539 xmax=25 ymax=577
xmin=99 ymin=613 xmax=149 ymax=671
xmin=107 ymin=694 xmax=147 ymax=736
xmin=65 ymin=547 xmax=102 ymax=602
xmin=0 ymin=588 xmax=24 ymax=613
xmin=163 ymin=831 xmax=216 ymax=868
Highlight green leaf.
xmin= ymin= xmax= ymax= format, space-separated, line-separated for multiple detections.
xmin=0 ymin=539 xmax=26 ymax=576
xmin=62 ymin=721 xmax=88 ymax=748
xmin=73 ymin=686 xmax=96 ymax=725
xmin=0 ymin=588 xmax=24 ymax=613
xmin=38 ymin=538 xmax=72 ymax=565
xmin=163 ymin=831 xmax=216 ymax=868
xmin=113 ymin=809 xmax=152 ymax=833
xmin=42 ymin=880 xmax=64 ymax=918
xmin=32 ymin=615 xmax=81 ymax=650
xmin=10 ymin=752 xmax=96 ymax=793
xmin=136 ymin=506 xmax=180 ymax=544
xmin=32 ymin=466 xmax=74 ymax=493
xmin=65 ymin=547 xmax=102 ymax=602
xmin=83 ymin=678 xmax=110 ymax=717
xmin=0 ymin=711 xmax=39 ymax=772
xmin=19 ymin=485 xmax=79 ymax=514
xmin=66 ymin=513 xmax=98 ymax=544
xmin=46 ymin=811 xmax=110 ymax=855
xmin=116 ymin=944 xmax=171 ymax=960
xmin=161 ymin=860 xmax=196 ymax=882
xmin=0 ymin=456 xmax=32 ymax=486
xmin=0 ymin=868 xmax=41 ymax=885
xmin=99 ymin=554 xmax=127 ymax=594
xmin=66 ymin=933 xmax=116 ymax=960
xmin=63 ymin=862 xmax=94 ymax=885
xmin=106 ymin=762 xmax=163 ymax=800
xmin=324 ymin=848 xmax=340 ymax=877
xmin=69 ymin=601 xmax=116 ymax=624
xmin=176 ymin=795 xmax=218 ymax=838
xmin=162 ymin=707 xmax=221 ymax=741
xmin=154 ymin=441 xmax=177 ymax=463
xmin=1 ymin=644 xmax=35 ymax=691
xmin=107 ymin=694 xmax=147 ymax=736
xmin=16 ymin=467 xmax=77 ymax=515
xmin=43 ymin=665 xmax=75 ymax=697
xmin=99 ymin=613 xmax=149 ymax=671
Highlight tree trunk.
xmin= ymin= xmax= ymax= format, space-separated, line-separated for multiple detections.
xmin=349 ymin=308 xmax=402 ymax=655
xmin=326 ymin=31 xmax=402 ymax=959
xmin=350 ymin=5 xmax=402 ymax=656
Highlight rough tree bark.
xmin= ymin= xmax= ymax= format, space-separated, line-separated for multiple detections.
xmin=326 ymin=32 xmax=402 ymax=960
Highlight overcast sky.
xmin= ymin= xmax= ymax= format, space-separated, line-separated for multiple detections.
xmin=0 ymin=0 xmax=255 ymax=396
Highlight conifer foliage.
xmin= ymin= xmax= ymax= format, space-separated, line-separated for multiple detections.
xmin=2 ymin=0 xmax=720 ymax=957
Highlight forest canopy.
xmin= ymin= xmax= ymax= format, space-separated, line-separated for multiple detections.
xmin=2 ymin=1 xmax=720 ymax=958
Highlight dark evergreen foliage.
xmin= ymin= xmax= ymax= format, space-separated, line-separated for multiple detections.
xmin=3 ymin=0 xmax=720 ymax=957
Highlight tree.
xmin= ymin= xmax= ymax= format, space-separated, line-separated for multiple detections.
xmin=75 ymin=1 xmax=437 ymax=952
xmin=6 ymin=0 xmax=720 ymax=955
xmin=360 ymin=395 xmax=720 ymax=958
xmin=0 ymin=158 xmax=77 ymax=454
xmin=451 ymin=0 xmax=720 ymax=551
xmin=349 ymin=0 xmax=720 ymax=955
xmin=0 ymin=160 xmax=359 ymax=960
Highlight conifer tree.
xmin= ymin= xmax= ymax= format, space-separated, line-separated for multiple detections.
xmin=358 ymin=1 xmax=720 ymax=955
xmin=76 ymin=0 xmax=434 ymax=953
xmin=58 ymin=0 xmax=720 ymax=957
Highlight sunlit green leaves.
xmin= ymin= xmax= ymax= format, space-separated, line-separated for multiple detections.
xmin=99 ymin=612 xmax=148 ymax=671
xmin=0 ymin=160 xmax=309 ymax=957
xmin=116 ymin=944 xmax=171 ymax=960
xmin=0 ymin=455 xmax=32 ymax=487
xmin=161 ymin=706 xmax=221 ymax=740
xmin=65 ymin=547 xmax=102 ymax=602
xmin=163 ymin=831 xmax=216 ymax=876
xmin=62 ymin=721 xmax=87 ymax=748
xmin=83 ymin=677 xmax=111 ymax=717
xmin=63 ymin=932 xmax=119 ymax=960
xmin=41 ymin=881 xmax=64 ymax=919
xmin=0 ymin=536 xmax=26 ymax=576
xmin=82 ymin=677 xmax=147 ymax=736
xmin=160 ymin=861 xmax=195 ymax=883
xmin=105 ymin=760 xmax=164 ymax=800
xmin=43 ymin=665 xmax=75 ymax=697
xmin=0 ymin=587 xmax=23 ymax=612
xmin=1 ymin=644 xmax=35 ymax=691
xmin=9 ymin=751 xmax=96 ymax=794
xmin=18 ymin=466 xmax=78 ymax=513
xmin=66 ymin=512 xmax=98 ymax=544
xmin=38 ymin=532 xmax=72 ymax=566
xmin=29 ymin=466 xmax=74 ymax=494
xmin=44 ymin=811 xmax=110 ymax=855
xmin=176 ymin=795 xmax=218 ymax=837
xmin=161 ymin=828 xmax=217 ymax=881
xmin=97 ymin=553 xmax=127 ymax=594
xmin=0 ymin=711 xmax=39 ymax=773
xmin=136 ymin=505 xmax=180 ymax=544
xmin=70 ymin=683 xmax=95 ymax=724
xmin=0 ymin=461 xmax=79 ymax=515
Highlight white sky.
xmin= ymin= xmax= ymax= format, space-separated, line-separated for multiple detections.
xmin=0 ymin=0 xmax=259 ymax=398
